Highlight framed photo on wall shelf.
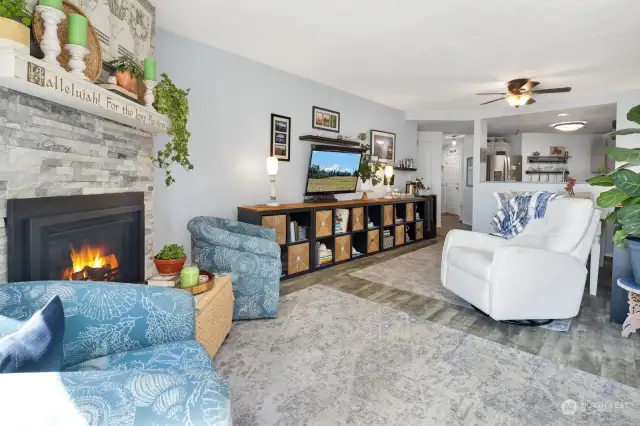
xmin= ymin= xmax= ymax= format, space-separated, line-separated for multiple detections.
xmin=312 ymin=106 xmax=340 ymax=133
xmin=370 ymin=130 xmax=396 ymax=164
xmin=270 ymin=114 xmax=291 ymax=161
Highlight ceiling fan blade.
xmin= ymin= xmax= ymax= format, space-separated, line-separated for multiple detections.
xmin=531 ymin=87 xmax=572 ymax=94
xmin=526 ymin=98 xmax=537 ymax=105
xmin=476 ymin=92 xmax=507 ymax=95
xmin=522 ymin=80 xmax=540 ymax=92
xmin=481 ymin=97 xmax=505 ymax=105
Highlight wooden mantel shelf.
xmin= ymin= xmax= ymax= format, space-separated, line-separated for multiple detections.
xmin=0 ymin=49 xmax=170 ymax=134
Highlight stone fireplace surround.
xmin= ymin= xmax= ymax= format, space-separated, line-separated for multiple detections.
xmin=0 ymin=86 xmax=155 ymax=282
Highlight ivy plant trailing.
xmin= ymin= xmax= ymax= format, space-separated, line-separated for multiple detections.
xmin=152 ymin=73 xmax=193 ymax=186
xmin=588 ymin=105 xmax=640 ymax=247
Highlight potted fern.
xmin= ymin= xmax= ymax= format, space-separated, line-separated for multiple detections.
xmin=588 ymin=104 xmax=640 ymax=281
xmin=0 ymin=0 xmax=31 ymax=54
xmin=153 ymin=244 xmax=187 ymax=274
xmin=109 ymin=56 xmax=143 ymax=93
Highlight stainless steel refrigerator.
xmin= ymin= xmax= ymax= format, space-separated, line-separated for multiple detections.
xmin=486 ymin=154 xmax=523 ymax=182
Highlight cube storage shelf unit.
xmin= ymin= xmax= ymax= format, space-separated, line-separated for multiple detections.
xmin=238 ymin=196 xmax=437 ymax=279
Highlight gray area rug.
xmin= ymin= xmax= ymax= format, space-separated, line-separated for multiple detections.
xmin=216 ymin=286 xmax=639 ymax=425
xmin=349 ymin=243 xmax=573 ymax=332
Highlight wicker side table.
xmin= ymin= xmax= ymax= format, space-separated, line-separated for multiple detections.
xmin=194 ymin=274 xmax=234 ymax=358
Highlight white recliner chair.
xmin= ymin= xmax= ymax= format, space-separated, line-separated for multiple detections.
xmin=441 ymin=198 xmax=600 ymax=322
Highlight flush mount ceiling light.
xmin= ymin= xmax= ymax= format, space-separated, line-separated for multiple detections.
xmin=557 ymin=113 xmax=570 ymax=117
xmin=452 ymin=139 xmax=457 ymax=146
xmin=551 ymin=121 xmax=586 ymax=132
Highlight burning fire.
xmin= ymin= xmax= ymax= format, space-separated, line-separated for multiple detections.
xmin=62 ymin=243 xmax=119 ymax=280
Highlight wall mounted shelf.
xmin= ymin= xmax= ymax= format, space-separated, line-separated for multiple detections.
xmin=525 ymin=170 xmax=569 ymax=174
xmin=394 ymin=167 xmax=417 ymax=172
xmin=299 ymin=135 xmax=363 ymax=148
xmin=527 ymin=156 xmax=571 ymax=163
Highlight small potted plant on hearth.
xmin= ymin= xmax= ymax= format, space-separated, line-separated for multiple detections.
xmin=153 ymin=243 xmax=187 ymax=274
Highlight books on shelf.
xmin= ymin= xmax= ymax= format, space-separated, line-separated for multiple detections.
xmin=147 ymin=273 xmax=180 ymax=287
xmin=316 ymin=242 xmax=333 ymax=266
xmin=335 ymin=208 xmax=349 ymax=234
xmin=289 ymin=221 xmax=308 ymax=242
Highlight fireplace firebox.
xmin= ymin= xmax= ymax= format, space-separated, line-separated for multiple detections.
xmin=6 ymin=193 xmax=144 ymax=283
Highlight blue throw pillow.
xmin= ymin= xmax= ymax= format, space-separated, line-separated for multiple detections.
xmin=0 ymin=295 xmax=65 ymax=373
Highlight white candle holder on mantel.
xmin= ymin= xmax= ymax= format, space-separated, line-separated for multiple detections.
xmin=35 ymin=5 xmax=66 ymax=66
xmin=64 ymin=44 xmax=90 ymax=80
xmin=144 ymin=80 xmax=157 ymax=110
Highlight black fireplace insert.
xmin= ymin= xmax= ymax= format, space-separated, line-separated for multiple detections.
xmin=6 ymin=193 xmax=144 ymax=283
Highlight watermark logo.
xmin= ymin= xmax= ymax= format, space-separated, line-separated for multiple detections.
xmin=561 ymin=399 xmax=578 ymax=416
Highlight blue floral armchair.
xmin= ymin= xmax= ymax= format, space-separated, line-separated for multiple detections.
xmin=188 ymin=217 xmax=281 ymax=320
xmin=0 ymin=281 xmax=231 ymax=426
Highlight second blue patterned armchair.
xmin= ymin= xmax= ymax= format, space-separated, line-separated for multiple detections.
xmin=188 ymin=217 xmax=281 ymax=320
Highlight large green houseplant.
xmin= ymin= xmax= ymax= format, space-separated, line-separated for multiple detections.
xmin=152 ymin=73 xmax=193 ymax=186
xmin=588 ymin=104 xmax=640 ymax=280
xmin=356 ymin=132 xmax=383 ymax=187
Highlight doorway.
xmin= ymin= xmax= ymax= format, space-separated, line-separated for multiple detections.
xmin=443 ymin=150 xmax=461 ymax=216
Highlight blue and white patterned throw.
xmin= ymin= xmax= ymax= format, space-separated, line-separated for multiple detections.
xmin=491 ymin=191 xmax=557 ymax=239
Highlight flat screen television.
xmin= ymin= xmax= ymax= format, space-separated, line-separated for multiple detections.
xmin=305 ymin=146 xmax=363 ymax=196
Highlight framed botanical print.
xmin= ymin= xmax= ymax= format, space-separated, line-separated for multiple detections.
xmin=270 ymin=114 xmax=291 ymax=161
xmin=370 ymin=130 xmax=396 ymax=164
xmin=312 ymin=106 xmax=340 ymax=133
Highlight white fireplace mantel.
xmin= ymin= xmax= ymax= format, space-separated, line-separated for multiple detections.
xmin=0 ymin=49 xmax=170 ymax=134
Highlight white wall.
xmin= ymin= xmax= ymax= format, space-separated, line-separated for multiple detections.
xmin=154 ymin=30 xmax=417 ymax=260
xmin=519 ymin=133 xmax=605 ymax=182
xmin=417 ymin=131 xmax=443 ymax=226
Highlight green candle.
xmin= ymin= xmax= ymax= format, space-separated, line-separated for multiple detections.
xmin=143 ymin=58 xmax=156 ymax=81
xmin=39 ymin=0 xmax=63 ymax=10
xmin=180 ymin=266 xmax=199 ymax=288
xmin=67 ymin=14 xmax=88 ymax=47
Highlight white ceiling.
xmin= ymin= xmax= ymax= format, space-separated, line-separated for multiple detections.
xmin=486 ymin=103 xmax=616 ymax=135
xmin=156 ymin=0 xmax=640 ymax=114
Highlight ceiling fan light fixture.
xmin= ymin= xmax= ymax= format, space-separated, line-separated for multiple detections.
xmin=551 ymin=121 xmax=586 ymax=132
xmin=506 ymin=93 xmax=531 ymax=107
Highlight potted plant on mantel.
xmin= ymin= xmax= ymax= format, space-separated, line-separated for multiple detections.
xmin=153 ymin=243 xmax=187 ymax=275
xmin=0 ymin=0 xmax=31 ymax=54
xmin=588 ymin=104 xmax=640 ymax=281
xmin=109 ymin=56 xmax=143 ymax=94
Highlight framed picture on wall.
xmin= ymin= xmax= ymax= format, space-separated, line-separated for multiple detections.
xmin=270 ymin=114 xmax=291 ymax=161
xmin=466 ymin=157 xmax=473 ymax=187
xmin=312 ymin=106 xmax=340 ymax=133
xmin=370 ymin=130 xmax=396 ymax=164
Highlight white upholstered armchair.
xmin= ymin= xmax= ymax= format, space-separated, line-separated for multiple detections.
xmin=441 ymin=198 xmax=600 ymax=323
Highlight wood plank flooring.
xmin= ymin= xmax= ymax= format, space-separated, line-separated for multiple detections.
xmin=281 ymin=215 xmax=640 ymax=389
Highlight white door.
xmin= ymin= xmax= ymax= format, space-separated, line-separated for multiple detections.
xmin=444 ymin=153 xmax=461 ymax=216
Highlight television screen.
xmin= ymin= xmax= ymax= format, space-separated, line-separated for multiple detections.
xmin=305 ymin=148 xmax=363 ymax=195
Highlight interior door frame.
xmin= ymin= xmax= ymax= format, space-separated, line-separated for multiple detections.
xmin=443 ymin=150 xmax=462 ymax=216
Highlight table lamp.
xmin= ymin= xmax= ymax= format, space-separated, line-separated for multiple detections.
xmin=266 ymin=156 xmax=279 ymax=207
xmin=384 ymin=166 xmax=394 ymax=199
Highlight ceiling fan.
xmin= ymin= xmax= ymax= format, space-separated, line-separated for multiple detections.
xmin=477 ymin=78 xmax=571 ymax=107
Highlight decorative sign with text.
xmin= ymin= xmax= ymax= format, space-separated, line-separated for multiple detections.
xmin=18 ymin=60 xmax=169 ymax=132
